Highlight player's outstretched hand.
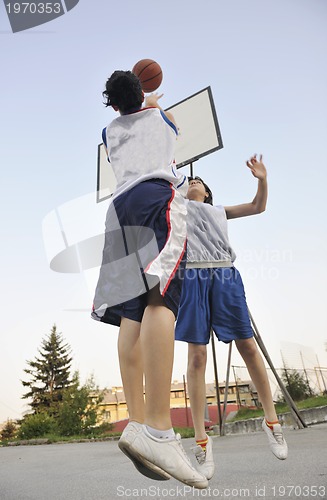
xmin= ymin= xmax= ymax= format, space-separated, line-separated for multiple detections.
xmin=145 ymin=93 xmax=164 ymax=108
xmin=246 ymin=154 xmax=267 ymax=180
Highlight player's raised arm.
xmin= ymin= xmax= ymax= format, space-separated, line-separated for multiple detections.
xmin=224 ymin=154 xmax=268 ymax=219
xmin=145 ymin=92 xmax=164 ymax=109
xmin=145 ymin=93 xmax=177 ymax=129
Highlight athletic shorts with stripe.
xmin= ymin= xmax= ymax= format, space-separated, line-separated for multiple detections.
xmin=175 ymin=267 xmax=253 ymax=344
xmin=92 ymin=179 xmax=187 ymax=326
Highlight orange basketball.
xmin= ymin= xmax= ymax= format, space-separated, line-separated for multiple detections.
xmin=132 ymin=59 xmax=163 ymax=93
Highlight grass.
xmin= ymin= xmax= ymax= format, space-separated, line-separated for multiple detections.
xmin=294 ymin=395 xmax=327 ymax=409
xmin=0 ymin=430 xmax=121 ymax=447
xmin=1 ymin=429 xmax=194 ymax=446
xmin=229 ymin=407 xmax=264 ymax=421
xmin=173 ymin=427 xmax=195 ymax=439
xmin=229 ymin=395 xmax=327 ymax=422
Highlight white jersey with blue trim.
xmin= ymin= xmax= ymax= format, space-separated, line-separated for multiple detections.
xmin=103 ymin=107 xmax=188 ymax=199
xmin=186 ymin=200 xmax=236 ymax=266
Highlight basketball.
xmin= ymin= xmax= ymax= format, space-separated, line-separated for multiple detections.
xmin=132 ymin=59 xmax=163 ymax=93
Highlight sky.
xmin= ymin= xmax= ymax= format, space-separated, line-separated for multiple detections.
xmin=1 ymin=0 xmax=327 ymax=423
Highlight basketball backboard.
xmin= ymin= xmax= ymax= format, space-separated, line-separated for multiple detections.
xmin=96 ymin=86 xmax=223 ymax=202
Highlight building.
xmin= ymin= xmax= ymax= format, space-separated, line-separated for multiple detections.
xmin=93 ymin=378 xmax=258 ymax=429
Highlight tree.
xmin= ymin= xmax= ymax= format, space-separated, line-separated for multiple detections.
xmin=1 ymin=420 xmax=17 ymax=441
xmin=17 ymin=373 xmax=104 ymax=439
xmin=22 ymin=325 xmax=72 ymax=416
xmin=281 ymin=368 xmax=312 ymax=401
xmin=57 ymin=373 xmax=103 ymax=436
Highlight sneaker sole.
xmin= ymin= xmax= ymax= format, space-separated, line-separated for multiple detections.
xmin=274 ymin=453 xmax=287 ymax=460
xmin=118 ymin=439 xmax=171 ymax=481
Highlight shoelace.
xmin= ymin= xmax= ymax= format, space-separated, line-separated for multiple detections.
xmin=192 ymin=445 xmax=206 ymax=465
xmin=273 ymin=429 xmax=285 ymax=445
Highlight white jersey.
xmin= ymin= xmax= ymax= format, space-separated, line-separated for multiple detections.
xmin=103 ymin=107 xmax=188 ymax=199
xmin=186 ymin=201 xmax=236 ymax=267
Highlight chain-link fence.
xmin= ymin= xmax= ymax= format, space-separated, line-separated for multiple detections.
xmin=230 ymin=365 xmax=327 ymax=404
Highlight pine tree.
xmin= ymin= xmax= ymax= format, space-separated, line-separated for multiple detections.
xmin=22 ymin=325 xmax=73 ymax=416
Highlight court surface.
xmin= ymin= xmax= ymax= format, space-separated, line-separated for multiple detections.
xmin=0 ymin=423 xmax=326 ymax=500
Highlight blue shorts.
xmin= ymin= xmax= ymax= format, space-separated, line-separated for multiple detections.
xmin=92 ymin=179 xmax=187 ymax=326
xmin=175 ymin=267 xmax=253 ymax=344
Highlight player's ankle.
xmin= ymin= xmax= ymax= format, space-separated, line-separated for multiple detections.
xmin=196 ymin=435 xmax=208 ymax=451
xmin=265 ymin=418 xmax=279 ymax=430
xmin=146 ymin=425 xmax=175 ymax=441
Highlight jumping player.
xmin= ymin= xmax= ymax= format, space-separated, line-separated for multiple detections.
xmin=92 ymin=70 xmax=207 ymax=489
xmin=175 ymin=155 xmax=288 ymax=480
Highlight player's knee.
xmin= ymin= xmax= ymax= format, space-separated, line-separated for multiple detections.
xmin=189 ymin=346 xmax=207 ymax=371
xmin=236 ymin=338 xmax=257 ymax=358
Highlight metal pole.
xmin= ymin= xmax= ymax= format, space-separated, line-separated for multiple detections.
xmin=232 ymin=365 xmax=242 ymax=408
xmin=316 ymin=355 xmax=327 ymax=393
xmin=281 ymin=352 xmax=291 ymax=388
xmin=221 ymin=342 xmax=233 ymax=436
xmin=300 ymin=351 xmax=313 ymax=396
xmin=248 ymin=309 xmax=306 ymax=429
xmin=210 ymin=329 xmax=222 ymax=432
xmin=314 ymin=367 xmax=322 ymax=394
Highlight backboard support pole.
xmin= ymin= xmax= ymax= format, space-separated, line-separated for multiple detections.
xmin=248 ymin=309 xmax=306 ymax=429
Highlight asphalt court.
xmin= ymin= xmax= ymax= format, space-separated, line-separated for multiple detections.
xmin=0 ymin=423 xmax=326 ymax=500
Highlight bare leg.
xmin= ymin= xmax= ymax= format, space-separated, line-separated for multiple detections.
xmin=118 ymin=318 xmax=144 ymax=423
xmin=187 ymin=343 xmax=208 ymax=441
xmin=235 ymin=337 xmax=277 ymax=422
xmin=140 ymin=285 xmax=175 ymax=430
xmin=118 ymin=288 xmax=208 ymax=487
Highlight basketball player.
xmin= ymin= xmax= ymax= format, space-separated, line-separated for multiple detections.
xmin=92 ymin=70 xmax=207 ymax=488
xmin=175 ymin=155 xmax=288 ymax=479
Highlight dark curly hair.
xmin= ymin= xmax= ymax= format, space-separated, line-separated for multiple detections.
xmin=188 ymin=176 xmax=213 ymax=205
xmin=103 ymin=70 xmax=143 ymax=113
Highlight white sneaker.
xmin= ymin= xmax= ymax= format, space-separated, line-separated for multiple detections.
xmin=191 ymin=436 xmax=215 ymax=480
xmin=120 ymin=424 xmax=208 ymax=489
xmin=119 ymin=422 xmax=170 ymax=480
xmin=262 ymin=419 xmax=288 ymax=460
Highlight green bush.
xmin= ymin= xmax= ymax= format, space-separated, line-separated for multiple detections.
xmin=17 ymin=413 xmax=58 ymax=439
